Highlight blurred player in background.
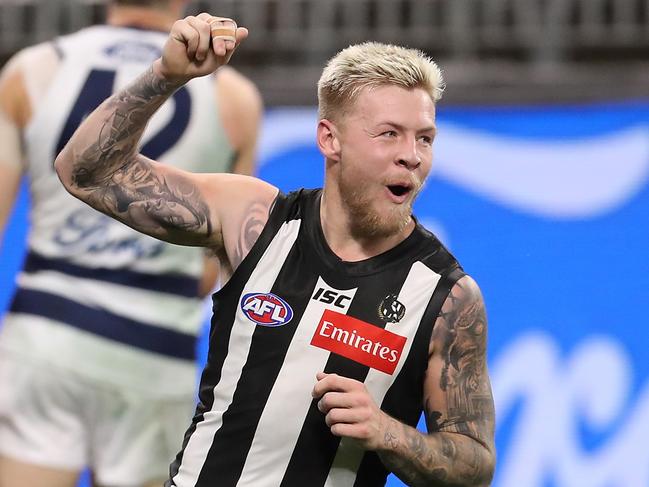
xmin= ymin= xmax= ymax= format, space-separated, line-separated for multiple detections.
xmin=0 ymin=1 xmax=262 ymax=486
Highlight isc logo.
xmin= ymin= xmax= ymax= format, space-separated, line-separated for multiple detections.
xmin=312 ymin=287 xmax=352 ymax=309
xmin=240 ymin=292 xmax=294 ymax=327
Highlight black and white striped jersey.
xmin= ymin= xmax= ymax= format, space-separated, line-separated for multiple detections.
xmin=168 ymin=189 xmax=465 ymax=487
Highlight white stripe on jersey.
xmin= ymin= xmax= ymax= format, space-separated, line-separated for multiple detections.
xmin=0 ymin=314 xmax=196 ymax=396
xmin=16 ymin=272 xmax=202 ymax=334
xmin=172 ymin=219 xmax=302 ymax=487
xmin=324 ymin=261 xmax=442 ymax=486
xmin=237 ymin=277 xmax=357 ymax=486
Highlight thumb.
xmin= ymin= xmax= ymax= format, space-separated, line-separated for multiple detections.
xmin=223 ymin=27 xmax=249 ymax=63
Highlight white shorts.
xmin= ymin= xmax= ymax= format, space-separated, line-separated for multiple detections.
xmin=0 ymin=350 xmax=196 ymax=486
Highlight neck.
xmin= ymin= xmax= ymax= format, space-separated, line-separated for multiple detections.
xmin=319 ymin=186 xmax=414 ymax=262
xmin=107 ymin=3 xmax=179 ymax=31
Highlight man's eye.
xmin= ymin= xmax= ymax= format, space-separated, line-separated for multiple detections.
xmin=382 ymin=131 xmax=397 ymax=137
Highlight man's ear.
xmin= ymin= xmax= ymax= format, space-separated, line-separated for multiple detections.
xmin=316 ymin=119 xmax=341 ymax=162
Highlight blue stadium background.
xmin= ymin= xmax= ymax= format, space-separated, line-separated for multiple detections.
xmin=1 ymin=102 xmax=648 ymax=487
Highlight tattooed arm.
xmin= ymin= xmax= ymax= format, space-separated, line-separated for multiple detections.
xmin=55 ymin=13 xmax=277 ymax=260
xmin=313 ymin=275 xmax=495 ymax=486
xmin=378 ymin=275 xmax=496 ymax=486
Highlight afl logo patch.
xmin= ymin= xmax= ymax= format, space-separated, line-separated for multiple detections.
xmin=240 ymin=293 xmax=294 ymax=327
xmin=378 ymin=294 xmax=406 ymax=323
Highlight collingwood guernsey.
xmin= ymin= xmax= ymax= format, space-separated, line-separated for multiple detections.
xmin=169 ymin=189 xmax=465 ymax=487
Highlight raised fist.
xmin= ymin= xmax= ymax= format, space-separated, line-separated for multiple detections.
xmin=154 ymin=13 xmax=248 ymax=83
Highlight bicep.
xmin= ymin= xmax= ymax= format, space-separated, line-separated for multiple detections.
xmin=229 ymin=101 xmax=261 ymax=177
xmin=215 ymin=67 xmax=263 ymax=177
xmin=0 ymin=58 xmax=27 ymax=236
xmin=0 ymin=165 xmax=22 ymax=238
xmin=66 ymin=154 xmax=221 ymax=248
xmin=423 ymin=275 xmax=495 ymax=451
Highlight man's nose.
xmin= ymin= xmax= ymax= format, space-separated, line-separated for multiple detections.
xmin=395 ymin=136 xmax=421 ymax=170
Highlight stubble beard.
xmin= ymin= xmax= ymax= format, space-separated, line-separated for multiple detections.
xmin=338 ymin=172 xmax=417 ymax=240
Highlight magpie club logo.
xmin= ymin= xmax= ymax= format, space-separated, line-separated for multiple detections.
xmin=378 ymin=293 xmax=406 ymax=323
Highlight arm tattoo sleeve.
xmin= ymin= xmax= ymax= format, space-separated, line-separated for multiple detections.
xmin=231 ymin=201 xmax=270 ymax=269
xmin=67 ymin=68 xmax=212 ymax=243
xmin=377 ymin=279 xmax=496 ymax=486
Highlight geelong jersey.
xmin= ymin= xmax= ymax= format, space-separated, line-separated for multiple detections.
xmin=0 ymin=25 xmax=234 ymax=395
xmin=169 ymin=189 xmax=465 ymax=486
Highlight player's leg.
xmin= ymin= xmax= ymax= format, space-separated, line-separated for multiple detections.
xmin=0 ymin=456 xmax=80 ymax=487
xmin=0 ymin=351 xmax=87 ymax=487
xmin=90 ymin=384 xmax=195 ymax=487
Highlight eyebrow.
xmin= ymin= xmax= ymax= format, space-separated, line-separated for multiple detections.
xmin=378 ymin=121 xmax=437 ymax=136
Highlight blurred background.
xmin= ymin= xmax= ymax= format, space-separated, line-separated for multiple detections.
xmin=1 ymin=1 xmax=648 ymax=486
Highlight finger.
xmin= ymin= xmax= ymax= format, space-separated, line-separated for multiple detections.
xmin=185 ymin=16 xmax=212 ymax=62
xmin=317 ymin=373 xmax=358 ymax=394
xmin=230 ymin=26 xmax=249 ymax=51
xmin=223 ymin=26 xmax=249 ymax=61
xmin=317 ymin=391 xmax=356 ymax=413
xmin=235 ymin=26 xmax=249 ymax=44
xmin=172 ymin=18 xmax=200 ymax=60
xmin=312 ymin=373 xmax=343 ymax=398
xmin=210 ymin=17 xmax=237 ymax=41
xmin=210 ymin=17 xmax=237 ymax=57
xmin=196 ymin=12 xmax=212 ymax=22
xmin=329 ymin=422 xmax=365 ymax=439
xmin=324 ymin=408 xmax=365 ymax=428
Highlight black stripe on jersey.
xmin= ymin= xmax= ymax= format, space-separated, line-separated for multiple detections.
xmin=353 ymin=265 xmax=465 ymax=486
xmin=168 ymin=191 xmax=300 ymax=483
xmin=281 ymin=261 xmax=416 ymax=487
xmin=23 ymin=250 xmax=200 ymax=297
xmin=10 ymin=287 xmax=196 ymax=360
xmin=195 ymin=242 xmax=320 ymax=486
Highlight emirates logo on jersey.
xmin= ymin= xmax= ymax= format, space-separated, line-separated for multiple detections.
xmin=311 ymin=309 xmax=406 ymax=374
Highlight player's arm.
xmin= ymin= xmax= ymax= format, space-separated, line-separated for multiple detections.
xmin=216 ymin=66 xmax=263 ymax=176
xmin=0 ymin=55 xmax=28 ymax=240
xmin=380 ymin=275 xmax=496 ymax=485
xmin=54 ymin=14 xmax=276 ymax=261
xmin=313 ymin=275 xmax=495 ymax=486
xmin=196 ymin=67 xmax=263 ymax=295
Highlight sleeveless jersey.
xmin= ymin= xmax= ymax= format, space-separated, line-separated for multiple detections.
xmin=0 ymin=25 xmax=234 ymax=396
xmin=168 ymin=189 xmax=465 ymax=486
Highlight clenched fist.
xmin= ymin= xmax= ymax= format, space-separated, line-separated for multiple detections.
xmin=153 ymin=13 xmax=248 ymax=83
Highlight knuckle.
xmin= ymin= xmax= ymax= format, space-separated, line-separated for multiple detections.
xmin=320 ymin=394 xmax=331 ymax=408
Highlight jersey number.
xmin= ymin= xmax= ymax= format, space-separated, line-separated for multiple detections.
xmin=55 ymin=68 xmax=191 ymax=162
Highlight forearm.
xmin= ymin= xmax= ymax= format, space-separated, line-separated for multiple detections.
xmin=377 ymin=417 xmax=494 ymax=487
xmin=54 ymin=63 xmax=179 ymax=198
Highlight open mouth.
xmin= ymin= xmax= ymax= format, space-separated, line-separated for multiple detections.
xmin=387 ymin=184 xmax=411 ymax=197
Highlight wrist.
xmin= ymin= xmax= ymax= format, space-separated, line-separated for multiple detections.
xmin=374 ymin=416 xmax=402 ymax=453
xmin=152 ymin=58 xmax=190 ymax=88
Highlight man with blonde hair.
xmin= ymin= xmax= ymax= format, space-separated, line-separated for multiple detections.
xmin=0 ymin=1 xmax=261 ymax=487
xmin=54 ymin=12 xmax=495 ymax=487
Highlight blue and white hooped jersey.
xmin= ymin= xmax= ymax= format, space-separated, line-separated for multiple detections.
xmin=1 ymin=25 xmax=234 ymax=395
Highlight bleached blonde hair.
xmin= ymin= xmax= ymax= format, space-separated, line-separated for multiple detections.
xmin=317 ymin=42 xmax=444 ymax=122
